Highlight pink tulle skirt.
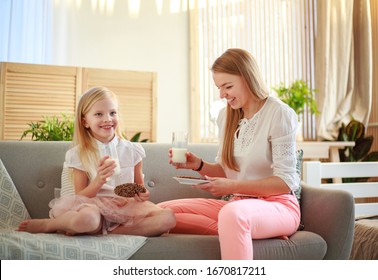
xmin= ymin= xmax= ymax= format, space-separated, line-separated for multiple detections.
xmin=48 ymin=195 xmax=150 ymax=234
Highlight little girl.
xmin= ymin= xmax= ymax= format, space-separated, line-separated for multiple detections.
xmin=18 ymin=86 xmax=175 ymax=236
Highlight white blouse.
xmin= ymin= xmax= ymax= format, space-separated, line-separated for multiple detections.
xmin=64 ymin=137 xmax=146 ymax=196
xmin=216 ymin=96 xmax=300 ymax=191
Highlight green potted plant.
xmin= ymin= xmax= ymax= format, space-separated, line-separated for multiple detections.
xmin=273 ymin=79 xmax=319 ymax=141
xmin=21 ymin=113 xmax=149 ymax=142
xmin=20 ymin=113 xmax=74 ymax=141
xmin=272 ymin=79 xmax=319 ymax=116
xmin=337 ymin=119 xmax=378 ymax=162
xmin=122 ymin=131 xmax=149 ymax=142
xmin=337 ymin=119 xmax=378 ymax=182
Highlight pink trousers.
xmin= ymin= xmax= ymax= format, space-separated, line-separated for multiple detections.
xmin=158 ymin=194 xmax=300 ymax=260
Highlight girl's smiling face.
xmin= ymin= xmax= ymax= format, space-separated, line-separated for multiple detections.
xmin=82 ymin=98 xmax=119 ymax=143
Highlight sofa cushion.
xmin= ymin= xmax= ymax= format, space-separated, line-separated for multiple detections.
xmin=0 ymin=159 xmax=30 ymax=229
xmin=130 ymin=231 xmax=326 ymax=260
xmin=253 ymin=230 xmax=327 ymax=260
xmin=0 ymin=229 xmax=147 ymax=260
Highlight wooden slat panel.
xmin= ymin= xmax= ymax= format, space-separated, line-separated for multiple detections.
xmin=0 ymin=62 xmax=156 ymax=142
xmin=0 ymin=62 xmax=79 ymax=140
xmin=303 ymin=160 xmax=378 ymax=217
xmin=355 ymin=203 xmax=378 ymax=217
xmin=82 ymin=67 xmax=157 ymax=142
xmin=320 ymin=162 xmax=378 ymax=178
xmin=321 ymin=182 xmax=378 ymax=198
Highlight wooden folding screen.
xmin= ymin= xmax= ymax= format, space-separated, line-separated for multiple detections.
xmin=0 ymin=62 xmax=156 ymax=141
xmin=82 ymin=67 xmax=157 ymax=142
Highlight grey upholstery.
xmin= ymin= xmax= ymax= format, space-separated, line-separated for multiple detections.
xmin=0 ymin=141 xmax=354 ymax=259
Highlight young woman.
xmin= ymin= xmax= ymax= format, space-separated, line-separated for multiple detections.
xmin=18 ymin=86 xmax=175 ymax=236
xmin=159 ymin=48 xmax=301 ymax=259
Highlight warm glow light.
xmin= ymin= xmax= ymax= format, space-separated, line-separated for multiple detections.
xmin=155 ymin=0 xmax=163 ymax=15
xmin=91 ymin=0 xmax=97 ymax=12
xmin=90 ymin=0 xmax=115 ymax=15
xmin=209 ymin=0 xmax=218 ymax=8
xmin=75 ymin=0 xmax=82 ymax=9
xmin=181 ymin=0 xmax=188 ymax=12
xmin=106 ymin=0 xmax=115 ymax=15
xmin=191 ymin=0 xmax=206 ymax=9
xmin=189 ymin=0 xmax=194 ymax=10
xmin=170 ymin=0 xmax=180 ymax=13
xmin=128 ymin=0 xmax=140 ymax=18
xmin=99 ymin=0 xmax=106 ymax=13
xmin=70 ymin=0 xmax=187 ymax=16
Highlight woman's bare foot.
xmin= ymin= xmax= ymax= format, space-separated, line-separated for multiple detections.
xmin=17 ymin=219 xmax=55 ymax=233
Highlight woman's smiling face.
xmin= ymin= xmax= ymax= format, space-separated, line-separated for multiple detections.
xmin=213 ymin=72 xmax=253 ymax=111
xmin=82 ymin=98 xmax=119 ymax=143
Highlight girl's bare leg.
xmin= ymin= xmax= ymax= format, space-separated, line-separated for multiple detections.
xmin=17 ymin=206 xmax=102 ymax=235
xmin=110 ymin=208 xmax=176 ymax=237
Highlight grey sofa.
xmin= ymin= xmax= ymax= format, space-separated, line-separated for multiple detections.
xmin=0 ymin=141 xmax=355 ymax=260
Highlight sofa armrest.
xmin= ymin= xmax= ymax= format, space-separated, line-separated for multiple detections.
xmin=300 ymin=182 xmax=355 ymax=260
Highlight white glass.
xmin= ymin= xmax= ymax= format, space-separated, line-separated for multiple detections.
xmin=172 ymin=131 xmax=188 ymax=166
xmin=99 ymin=141 xmax=121 ymax=176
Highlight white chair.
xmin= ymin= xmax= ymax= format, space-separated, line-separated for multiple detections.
xmin=303 ymin=161 xmax=378 ymax=217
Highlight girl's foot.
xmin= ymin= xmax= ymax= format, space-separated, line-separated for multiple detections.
xmin=17 ymin=219 xmax=54 ymax=233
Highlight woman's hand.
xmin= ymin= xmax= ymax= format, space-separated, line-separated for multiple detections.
xmin=168 ymin=148 xmax=202 ymax=170
xmin=192 ymin=176 xmax=236 ymax=197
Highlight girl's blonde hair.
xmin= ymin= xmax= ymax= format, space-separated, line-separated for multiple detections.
xmin=211 ymin=48 xmax=269 ymax=171
xmin=73 ymin=86 xmax=124 ymax=178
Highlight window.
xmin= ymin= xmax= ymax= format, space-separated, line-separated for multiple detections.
xmin=189 ymin=0 xmax=317 ymax=142
xmin=0 ymin=0 xmax=53 ymax=64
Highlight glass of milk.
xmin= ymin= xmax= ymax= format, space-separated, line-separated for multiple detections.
xmin=99 ymin=141 xmax=121 ymax=176
xmin=172 ymin=131 xmax=188 ymax=167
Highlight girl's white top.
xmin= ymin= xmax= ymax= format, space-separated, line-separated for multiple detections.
xmin=216 ymin=96 xmax=300 ymax=191
xmin=64 ymin=137 xmax=146 ymax=196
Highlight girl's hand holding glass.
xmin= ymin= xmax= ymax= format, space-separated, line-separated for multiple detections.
xmin=99 ymin=142 xmax=121 ymax=176
xmin=98 ymin=155 xmax=117 ymax=183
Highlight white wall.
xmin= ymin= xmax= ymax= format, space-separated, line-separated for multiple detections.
xmin=52 ymin=0 xmax=190 ymax=143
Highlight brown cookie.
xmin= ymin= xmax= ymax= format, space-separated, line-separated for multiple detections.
xmin=114 ymin=183 xmax=147 ymax=197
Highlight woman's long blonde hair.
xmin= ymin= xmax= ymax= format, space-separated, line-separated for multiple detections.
xmin=211 ymin=48 xmax=269 ymax=171
xmin=73 ymin=86 xmax=124 ymax=178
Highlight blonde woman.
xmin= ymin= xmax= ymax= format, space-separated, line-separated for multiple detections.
xmin=18 ymin=86 xmax=175 ymax=236
xmin=159 ymin=48 xmax=300 ymax=259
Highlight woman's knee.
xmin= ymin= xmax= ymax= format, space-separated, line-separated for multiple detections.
xmin=218 ymin=203 xmax=247 ymax=230
xmin=157 ymin=200 xmax=184 ymax=213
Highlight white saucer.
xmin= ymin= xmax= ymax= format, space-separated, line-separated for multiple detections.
xmin=173 ymin=176 xmax=209 ymax=185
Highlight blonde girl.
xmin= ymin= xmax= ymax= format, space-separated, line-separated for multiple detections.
xmin=19 ymin=86 xmax=175 ymax=236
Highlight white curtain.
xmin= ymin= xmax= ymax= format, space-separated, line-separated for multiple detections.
xmin=315 ymin=0 xmax=372 ymax=140
xmin=0 ymin=0 xmax=53 ymax=64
